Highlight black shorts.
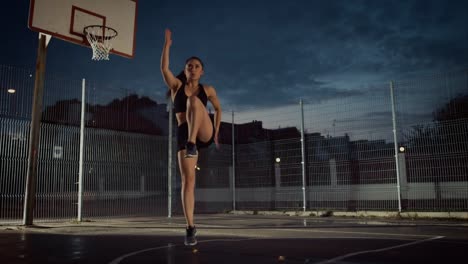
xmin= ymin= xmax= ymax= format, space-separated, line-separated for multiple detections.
xmin=176 ymin=122 xmax=214 ymax=151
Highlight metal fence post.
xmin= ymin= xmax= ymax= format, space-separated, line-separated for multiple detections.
xmin=232 ymin=110 xmax=236 ymax=211
xmin=390 ymin=81 xmax=402 ymax=213
xmin=167 ymin=99 xmax=173 ymax=218
xmin=77 ymin=78 xmax=86 ymax=222
xmin=300 ymin=99 xmax=307 ymax=212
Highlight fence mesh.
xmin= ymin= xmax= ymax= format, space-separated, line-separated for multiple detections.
xmin=1 ymin=66 xmax=467 ymax=224
xmin=395 ymin=71 xmax=468 ymax=211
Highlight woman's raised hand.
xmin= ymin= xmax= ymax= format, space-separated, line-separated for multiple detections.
xmin=165 ymin=28 xmax=172 ymax=47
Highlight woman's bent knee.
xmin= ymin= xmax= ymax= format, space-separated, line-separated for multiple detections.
xmin=186 ymin=96 xmax=202 ymax=109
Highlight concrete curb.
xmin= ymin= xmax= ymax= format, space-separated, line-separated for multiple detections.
xmin=229 ymin=210 xmax=468 ymax=220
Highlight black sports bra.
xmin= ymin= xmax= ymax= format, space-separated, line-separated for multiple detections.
xmin=173 ymin=83 xmax=208 ymax=113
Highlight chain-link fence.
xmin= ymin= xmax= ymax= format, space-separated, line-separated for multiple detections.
xmin=1 ymin=66 xmax=169 ymax=224
xmin=219 ymin=70 xmax=467 ymax=213
xmin=1 ymin=65 xmax=467 ymax=224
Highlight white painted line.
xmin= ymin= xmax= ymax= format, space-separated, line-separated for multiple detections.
xmin=150 ymin=226 xmax=441 ymax=239
xmin=107 ymin=238 xmax=257 ymax=264
xmin=275 ymin=228 xmax=440 ymax=238
xmin=314 ymin=236 xmax=444 ymax=264
xmin=108 ymin=236 xmax=444 ymax=264
xmin=108 ymin=244 xmax=173 ymax=264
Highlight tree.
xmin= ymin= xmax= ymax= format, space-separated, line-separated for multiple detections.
xmin=433 ymin=94 xmax=468 ymax=122
xmin=403 ymin=93 xmax=468 ymax=183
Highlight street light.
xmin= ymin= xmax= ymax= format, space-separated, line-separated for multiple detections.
xmin=275 ymin=157 xmax=281 ymax=188
xmin=7 ymin=88 xmax=16 ymax=94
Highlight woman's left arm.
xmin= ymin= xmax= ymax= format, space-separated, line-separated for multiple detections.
xmin=207 ymin=86 xmax=222 ymax=148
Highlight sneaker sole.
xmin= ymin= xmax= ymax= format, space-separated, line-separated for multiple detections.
xmin=184 ymin=240 xmax=197 ymax=246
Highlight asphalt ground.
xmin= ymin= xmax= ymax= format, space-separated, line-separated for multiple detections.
xmin=1 ymin=214 xmax=467 ymax=263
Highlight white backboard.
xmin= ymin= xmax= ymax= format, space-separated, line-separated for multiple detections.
xmin=28 ymin=0 xmax=137 ymax=59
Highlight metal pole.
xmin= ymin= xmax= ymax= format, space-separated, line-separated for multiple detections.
xmin=232 ymin=110 xmax=236 ymax=211
xmin=77 ymin=78 xmax=86 ymax=222
xmin=390 ymin=81 xmax=402 ymax=213
xmin=23 ymin=34 xmax=48 ymax=226
xmin=167 ymin=98 xmax=173 ymax=218
xmin=300 ymin=99 xmax=307 ymax=212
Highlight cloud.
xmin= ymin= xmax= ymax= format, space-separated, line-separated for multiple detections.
xmin=127 ymin=0 xmax=466 ymax=110
xmin=11 ymin=0 xmax=464 ymax=112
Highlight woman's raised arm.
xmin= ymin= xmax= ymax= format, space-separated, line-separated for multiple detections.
xmin=160 ymin=29 xmax=181 ymax=91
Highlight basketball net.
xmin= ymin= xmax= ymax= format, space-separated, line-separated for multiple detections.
xmin=84 ymin=25 xmax=118 ymax=61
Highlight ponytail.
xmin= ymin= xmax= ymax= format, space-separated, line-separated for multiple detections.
xmin=176 ymin=70 xmax=187 ymax=83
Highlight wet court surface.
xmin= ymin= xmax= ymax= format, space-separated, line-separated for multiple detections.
xmin=1 ymin=214 xmax=467 ymax=263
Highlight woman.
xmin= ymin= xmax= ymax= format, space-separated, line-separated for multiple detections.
xmin=160 ymin=29 xmax=221 ymax=246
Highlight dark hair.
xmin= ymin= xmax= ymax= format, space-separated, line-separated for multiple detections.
xmin=166 ymin=56 xmax=205 ymax=98
xmin=185 ymin=56 xmax=204 ymax=68
xmin=175 ymin=70 xmax=186 ymax=84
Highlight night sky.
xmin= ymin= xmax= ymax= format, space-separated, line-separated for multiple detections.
xmin=2 ymin=0 xmax=468 ymax=111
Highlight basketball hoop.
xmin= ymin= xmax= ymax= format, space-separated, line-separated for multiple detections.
xmin=84 ymin=25 xmax=118 ymax=61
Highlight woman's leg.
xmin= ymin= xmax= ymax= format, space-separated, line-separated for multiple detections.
xmin=186 ymin=96 xmax=213 ymax=144
xmin=178 ymin=150 xmax=198 ymax=227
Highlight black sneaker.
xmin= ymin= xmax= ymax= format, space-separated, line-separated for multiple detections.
xmin=184 ymin=226 xmax=197 ymax=246
xmin=185 ymin=142 xmax=198 ymax=158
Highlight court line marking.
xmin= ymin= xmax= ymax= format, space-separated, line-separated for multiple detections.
xmin=314 ymin=235 xmax=444 ymax=264
xmin=143 ymin=223 xmax=444 ymax=236
xmin=107 ymin=238 xmax=258 ymax=264
xmin=107 ymin=235 xmax=441 ymax=264
xmin=189 ymin=226 xmax=433 ymax=237
xmin=133 ymin=226 xmax=443 ymax=239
